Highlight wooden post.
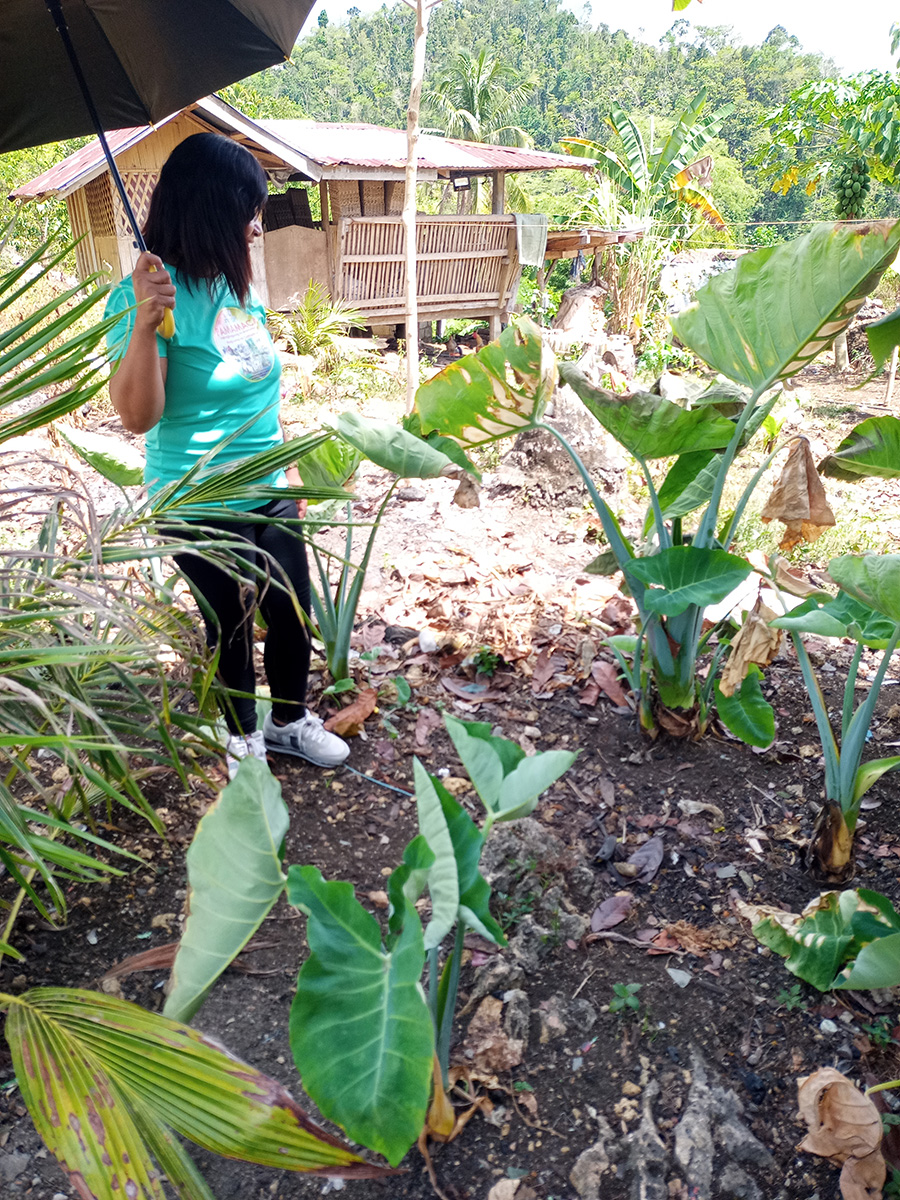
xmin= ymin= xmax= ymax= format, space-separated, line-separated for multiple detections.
xmin=319 ymin=180 xmax=336 ymax=300
xmin=401 ymin=0 xmax=443 ymax=414
xmin=491 ymin=172 xmax=506 ymax=214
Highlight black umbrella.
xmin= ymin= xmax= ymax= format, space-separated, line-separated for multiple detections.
xmin=1 ymin=0 xmax=314 ymax=250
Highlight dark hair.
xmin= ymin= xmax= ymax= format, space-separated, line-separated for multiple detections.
xmin=143 ymin=133 xmax=267 ymax=306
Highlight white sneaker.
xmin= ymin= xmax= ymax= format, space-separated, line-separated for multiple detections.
xmin=225 ymin=729 xmax=268 ymax=780
xmin=263 ymin=711 xmax=349 ymax=767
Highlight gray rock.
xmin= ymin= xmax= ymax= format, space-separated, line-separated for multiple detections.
xmin=537 ymin=994 xmax=597 ymax=1044
xmin=479 ymin=819 xmax=567 ymax=892
xmin=569 ymin=1116 xmax=619 ymax=1200
xmin=718 ymin=1163 xmax=763 ymax=1200
xmin=624 ymin=1081 xmax=669 ymax=1200
xmin=467 ymin=957 xmax=526 ymax=1007
xmin=674 ymin=1053 xmax=716 ymax=1198
xmin=507 ymin=915 xmax=553 ymax=973
xmin=0 ymin=1153 xmax=30 ymax=1185
xmin=502 ymin=988 xmax=531 ymax=1046
xmin=396 ymin=486 xmax=426 ymax=501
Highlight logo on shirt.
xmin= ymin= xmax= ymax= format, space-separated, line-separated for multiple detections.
xmin=212 ymin=307 xmax=275 ymax=382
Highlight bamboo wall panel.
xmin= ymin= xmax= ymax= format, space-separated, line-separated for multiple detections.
xmin=332 ymin=215 xmax=519 ymax=321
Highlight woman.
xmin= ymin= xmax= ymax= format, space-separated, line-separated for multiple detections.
xmin=107 ymin=132 xmax=348 ymax=779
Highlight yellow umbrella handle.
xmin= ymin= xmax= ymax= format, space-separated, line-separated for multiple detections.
xmin=148 ymin=264 xmax=175 ymax=340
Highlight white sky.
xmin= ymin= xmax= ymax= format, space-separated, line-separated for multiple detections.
xmin=312 ymin=0 xmax=897 ymax=78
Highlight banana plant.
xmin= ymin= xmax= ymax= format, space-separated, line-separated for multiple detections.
xmin=162 ymin=726 xmax=574 ymax=1166
xmin=562 ymin=89 xmax=732 ymax=237
xmin=771 ymin=553 xmax=900 ymax=880
xmin=0 ymin=982 xmax=387 ymax=1200
xmin=415 ymin=220 xmax=900 ymax=742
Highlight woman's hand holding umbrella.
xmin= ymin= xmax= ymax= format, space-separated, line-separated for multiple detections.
xmin=133 ymin=252 xmax=176 ymax=339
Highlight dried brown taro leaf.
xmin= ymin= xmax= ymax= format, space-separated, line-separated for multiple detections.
xmin=591 ymin=892 xmax=635 ymax=931
xmin=463 ymin=996 xmax=524 ymax=1073
xmin=760 ymin=437 xmax=836 ymax=551
xmin=589 ymin=659 xmax=630 ymax=707
xmin=797 ymin=1068 xmax=884 ymax=1163
xmin=839 ymin=1151 xmax=886 ymax=1200
xmin=719 ymin=599 xmax=783 ymax=698
xmin=323 ymin=686 xmax=378 ymax=736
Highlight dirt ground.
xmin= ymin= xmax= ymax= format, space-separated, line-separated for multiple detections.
xmin=1 ymin=364 xmax=900 ymax=1200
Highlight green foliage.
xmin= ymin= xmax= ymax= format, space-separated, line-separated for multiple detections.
xmin=304 ymin=415 xmax=469 ymax=681
xmin=753 ymin=889 xmax=900 ymax=992
xmin=776 ymin=982 xmax=806 ymax=1011
xmin=417 ymin=222 xmax=900 ymax=744
xmin=267 ymin=282 xmax=361 ymax=362
xmin=163 ymin=759 xmax=289 ymax=1024
xmin=821 ymin=415 xmax=900 ymax=480
xmin=609 ymin=982 xmax=642 ymax=1013
xmin=636 ymin=337 xmax=695 ymax=378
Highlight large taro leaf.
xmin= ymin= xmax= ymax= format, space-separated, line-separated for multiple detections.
xmin=444 ymin=715 xmax=525 ymax=813
xmin=4 ymin=987 xmax=375 ymax=1200
xmin=714 ymin=666 xmax=775 ymax=748
xmin=865 ymin=303 xmax=900 ymax=373
xmin=387 ymin=835 xmax=436 ymax=937
xmin=287 ymin=866 xmax=433 ymax=1167
xmin=57 ymin=426 xmax=144 ymax=486
xmin=771 ymin=591 xmax=897 ymax=649
xmin=754 ymin=889 xmax=900 ymax=992
xmin=414 ymin=317 xmax=556 ymax=447
xmin=414 ymin=759 xmax=505 ymax=945
xmin=333 ymin=411 xmax=460 ymax=479
xmin=558 ymin=362 xmax=737 ymax=458
xmin=164 ymin=759 xmax=288 ymax=1024
xmin=672 ymin=221 xmax=900 ymax=391
xmin=443 ymin=716 xmax=575 ymax=822
xmin=853 ymin=756 xmax=900 ymax=805
xmin=829 ymin=553 xmax=900 ymax=623
xmin=295 ymin=433 xmax=361 ymax=488
xmin=414 ymin=758 xmax=461 ymax=949
xmin=819 ymin=415 xmax=900 ymax=480
xmin=628 ymin=546 xmax=754 ymax=617
xmin=752 ymin=890 xmax=860 ymax=991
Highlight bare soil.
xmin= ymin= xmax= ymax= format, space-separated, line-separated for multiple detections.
xmin=2 ymin=365 xmax=900 ymax=1200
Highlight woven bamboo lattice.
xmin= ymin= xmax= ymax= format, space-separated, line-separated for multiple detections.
xmin=84 ymin=176 xmax=115 ymax=239
xmin=333 ymin=215 xmax=519 ymax=320
xmin=115 ymin=171 xmax=158 ymax=238
xmin=360 ymin=179 xmax=384 ymax=216
xmin=329 ymin=180 xmax=362 ymax=219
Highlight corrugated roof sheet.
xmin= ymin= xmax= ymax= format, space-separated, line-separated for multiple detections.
xmin=11 ymin=105 xmax=593 ymax=201
xmin=260 ymin=120 xmax=591 ymax=173
xmin=10 ymin=127 xmax=154 ymax=201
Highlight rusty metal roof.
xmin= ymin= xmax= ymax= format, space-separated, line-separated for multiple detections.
xmin=259 ymin=120 xmax=593 ymax=175
xmin=10 ymin=99 xmax=593 ymax=202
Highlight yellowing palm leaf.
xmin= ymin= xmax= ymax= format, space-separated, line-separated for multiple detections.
xmin=4 ymin=988 xmax=386 ymax=1200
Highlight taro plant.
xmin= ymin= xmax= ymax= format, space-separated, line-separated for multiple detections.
xmin=751 ymin=887 xmax=900 ymax=992
xmin=161 ymin=720 xmax=575 ymax=1166
xmin=770 ymin=552 xmax=900 ymax=879
xmin=302 ymin=412 xmax=477 ymax=682
xmin=414 ymin=220 xmax=900 ymax=743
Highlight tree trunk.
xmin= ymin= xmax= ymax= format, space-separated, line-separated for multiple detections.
xmin=403 ymin=0 xmax=439 ymax=414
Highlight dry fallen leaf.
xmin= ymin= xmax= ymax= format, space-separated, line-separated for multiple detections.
xmin=588 ymin=658 xmax=630 ymax=707
xmin=797 ymin=1068 xmax=885 ymax=1200
xmin=590 ymin=892 xmax=634 ymax=931
xmin=452 ymin=475 xmax=481 ymax=509
xmin=760 ymin=438 xmax=836 ymax=551
xmin=487 ymin=1181 xmax=537 ymax=1200
xmin=718 ymin=599 xmax=783 ymax=697
xmin=323 ymin=686 xmax=378 ymax=736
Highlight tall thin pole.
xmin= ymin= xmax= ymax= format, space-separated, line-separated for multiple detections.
xmin=401 ymin=0 xmax=442 ymax=414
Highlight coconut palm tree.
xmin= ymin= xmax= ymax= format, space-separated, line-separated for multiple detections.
xmin=429 ymin=49 xmax=534 ymax=212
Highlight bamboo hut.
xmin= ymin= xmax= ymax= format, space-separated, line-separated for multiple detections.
xmin=11 ymin=96 xmax=635 ymax=335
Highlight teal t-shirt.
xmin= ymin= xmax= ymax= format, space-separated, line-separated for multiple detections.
xmin=106 ymin=267 xmax=285 ymax=510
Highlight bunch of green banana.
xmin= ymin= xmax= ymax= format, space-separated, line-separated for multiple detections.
xmin=834 ymin=157 xmax=870 ymax=219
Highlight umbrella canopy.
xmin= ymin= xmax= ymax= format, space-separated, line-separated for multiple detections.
xmin=0 ymin=1 xmax=314 ymax=155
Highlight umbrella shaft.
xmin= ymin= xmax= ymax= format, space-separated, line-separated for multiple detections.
xmin=44 ymin=0 xmax=147 ymax=252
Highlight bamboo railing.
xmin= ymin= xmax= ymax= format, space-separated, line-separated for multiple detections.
xmin=331 ymin=214 xmax=520 ymax=323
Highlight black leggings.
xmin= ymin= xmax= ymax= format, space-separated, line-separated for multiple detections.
xmin=171 ymin=497 xmax=311 ymax=735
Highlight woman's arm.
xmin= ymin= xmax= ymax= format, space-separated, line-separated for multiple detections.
xmin=108 ymin=252 xmax=174 ymax=434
